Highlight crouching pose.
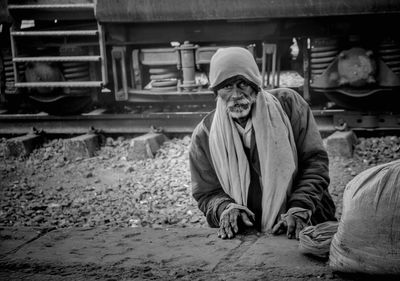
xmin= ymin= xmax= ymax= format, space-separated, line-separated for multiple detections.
xmin=189 ymin=47 xmax=336 ymax=239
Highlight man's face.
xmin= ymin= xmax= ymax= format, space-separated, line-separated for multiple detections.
xmin=217 ymin=79 xmax=257 ymax=119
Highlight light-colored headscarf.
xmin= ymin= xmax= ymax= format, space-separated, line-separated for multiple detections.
xmin=208 ymin=47 xmax=298 ymax=232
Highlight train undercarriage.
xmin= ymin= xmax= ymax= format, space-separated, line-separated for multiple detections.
xmin=1 ymin=0 xmax=400 ymax=131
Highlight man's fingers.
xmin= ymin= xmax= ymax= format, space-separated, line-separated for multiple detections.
xmin=224 ymin=223 xmax=234 ymax=239
xmin=286 ymin=215 xmax=296 ymax=239
xmin=218 ymin=227 xmax=226 ymax=239
xmin=229 ymin=212 xmax=239 ymax=233
xmin=218 ymin=216 xmax=230 ymax=239
xmin=295 ymin=223 xmax=302 ymax=240
xmin=219 ymin=220 xmax=235 ymax=239
xmin=295 ymin=220 xmax=307 ymax=240
xmin=240 ymin=212 xmax=253 ymax=227
xmin=220 ymin=215 xmax=234 ymax=239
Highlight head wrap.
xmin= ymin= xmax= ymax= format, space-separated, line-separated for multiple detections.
xmin=209 ymin=47 xmax=262 ymax=90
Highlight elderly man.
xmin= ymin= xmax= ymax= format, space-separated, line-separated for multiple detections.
xmin=189 ymin=47 xmax=336 ymax=239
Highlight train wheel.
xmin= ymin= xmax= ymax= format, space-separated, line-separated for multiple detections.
xmin=23 ymin=58 xmax=95 ymax=115
xmin=28 ymin=94 xmax=93 ymax=115
xmin=322 ymin=89 xmax=400 ymax=112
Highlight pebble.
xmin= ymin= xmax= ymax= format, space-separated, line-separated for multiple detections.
xmin=84 ymin=186 xmax=95 ymax=192
xmin=106 ymin=137 xmax=114 ymax=147
xmin=48 ymin=203 xmax=61 ymax=209
xmin=33 ymin=215 xmax=45 ymax=223
xmin=125 ymin=166 xmax=135 ymax=173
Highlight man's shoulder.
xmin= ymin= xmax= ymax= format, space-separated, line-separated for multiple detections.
xmin=192 ymin=110 xmax=215 ymax=139
xmin=198 ymin=110 xmax=215 ymax=133
xmin=267 ymin=87 xmax=308 ymax=114
xmin=268 ymin=87 xmax=303 ymax=104
xmin=203 ymin=110 xmax=215 ymax=132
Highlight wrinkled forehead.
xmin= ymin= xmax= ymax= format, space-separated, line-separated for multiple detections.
xmin=214 ymin=75 xmax=256 ymax=91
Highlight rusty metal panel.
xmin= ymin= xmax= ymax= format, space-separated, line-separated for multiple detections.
xmin=195 ymin=47 xmax=221 ymax=65
xmin=106 ymin=21 xmax=279 ymax=45
xmin=140 ymin=48 xmax=180 ymax=66
xmin=7 ymin=0 xmax=95 ymax=20
xmin=95 ymin=0 xmax=400 ymax=22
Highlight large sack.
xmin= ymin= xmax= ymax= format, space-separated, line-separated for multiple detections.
xmin=329 ymin=159 xmax=400 ymax=274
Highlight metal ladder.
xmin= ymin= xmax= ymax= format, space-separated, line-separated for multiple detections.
xmin=7 ymin=1 xmax=107 ymax=91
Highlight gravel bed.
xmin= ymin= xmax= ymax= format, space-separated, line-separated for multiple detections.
xmin=0 ymin=136 xmax=205 ymax=229
xmin=1 ymin=134 xmax=400 ymax=230
xmin=328 ymin=135 xmax=400 ymax=218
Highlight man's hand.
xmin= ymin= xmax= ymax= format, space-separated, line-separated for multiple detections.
xmin=272 ymin=213 xmax=308 ymax=239
xmin=218 ymin=203 xmax=254 ymax=239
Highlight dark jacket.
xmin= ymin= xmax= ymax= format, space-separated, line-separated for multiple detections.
xmin=189 ymin=88 xmax=336 ymax=228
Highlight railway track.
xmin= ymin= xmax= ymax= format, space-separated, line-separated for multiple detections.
xmin=0 ymin=109 xmax=400 ymax=136
xmin=0 ymin=110 xmax=207 ymax=135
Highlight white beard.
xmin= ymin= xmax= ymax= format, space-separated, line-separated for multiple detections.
xmin=228 ymin=103 xmax=252 ymax=119
xmin=227 ymin=96 xmax=255 ymax=119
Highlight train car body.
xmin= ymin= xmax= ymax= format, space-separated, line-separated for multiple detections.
xmin=1 ymin=0 xmax=400 ymax=118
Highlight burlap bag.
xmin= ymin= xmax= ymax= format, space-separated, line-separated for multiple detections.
xmin=329 ymin=159 xmax=400 ymax=274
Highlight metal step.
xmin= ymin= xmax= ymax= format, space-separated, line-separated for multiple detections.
xmin=11 ymin=30 xmax=98 ymax=36
xmin=14 ymin=81 xmax=102 ymax=88
xmin=13 ymin=56 xmax=101 ymax=62
xmin=8 ymin=4 xmax=95 ymax=10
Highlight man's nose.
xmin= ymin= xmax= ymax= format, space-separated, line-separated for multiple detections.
xmin=231 ymin=85 xmax=242 ymax=99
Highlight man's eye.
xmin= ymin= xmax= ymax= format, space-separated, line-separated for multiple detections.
xmin=222 ymin=84 xmax=233 ymax=90
xmin=238 ymin=81 xmax=248 ymax=88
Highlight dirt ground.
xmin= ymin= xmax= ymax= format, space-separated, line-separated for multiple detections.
xmin=1 ymin=134 xmax=400 ymax=280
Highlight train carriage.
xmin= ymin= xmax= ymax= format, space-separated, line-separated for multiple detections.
xmin=1 ymin=0 xmax=400 ymax=123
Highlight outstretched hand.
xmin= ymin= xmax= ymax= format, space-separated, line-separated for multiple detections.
xmin=218 ymin=203 xmax=254 ymax=239
xmin=271 ymin=213 xmax=308 ymax=239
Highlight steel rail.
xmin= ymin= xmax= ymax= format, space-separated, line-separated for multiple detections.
xmin=0 ymin=112 xmax=209 ymax=135
xmin=1 ymin=109 xmax=399 ymax=136
xmin=0 ymin=110 xmax=341 ymax=136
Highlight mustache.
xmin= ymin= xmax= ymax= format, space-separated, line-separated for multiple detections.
xmin=227 ymin=98 xmax=253 ymax=108
xmin=226 ymin=100 xmax=251 ymax=114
